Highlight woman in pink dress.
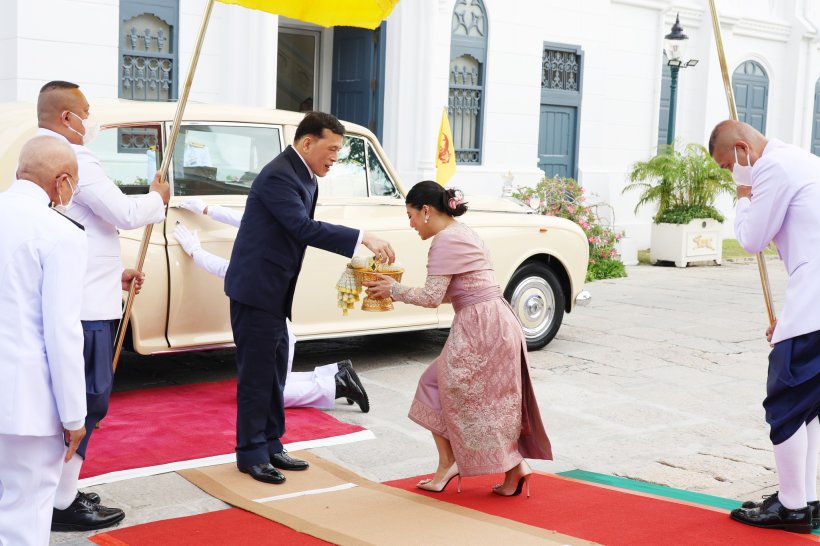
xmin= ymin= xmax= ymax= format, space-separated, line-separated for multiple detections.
xmin=364 ymin=181 xmax=552 ymax=496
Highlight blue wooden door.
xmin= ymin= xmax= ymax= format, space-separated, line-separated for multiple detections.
xmin=732 ymin=61 xmax=768 ymax=134
xmin=539 ymin=44 xmax=582 ymax=179
xmin=331 ymin=25 xmax=385 ymax=140
xmin=812 ymin=79 xmax=820 ymax=156
xmin=538 ymin=105 xmax=576 ymax=179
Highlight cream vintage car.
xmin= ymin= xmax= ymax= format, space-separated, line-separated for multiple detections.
xmin=0 ymin=100 xmax=589 ymax=353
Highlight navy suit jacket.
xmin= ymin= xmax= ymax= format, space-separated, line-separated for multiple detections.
xmin=225 ymin=146 xmax=359 ymax=318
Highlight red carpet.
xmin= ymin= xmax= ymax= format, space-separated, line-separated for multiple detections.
xmin=80 ymin=379 xmax=367 ymax=480
xmin=88 ymin=508 xmax=330 ymax=546
xmin=387 ymin=472 xmax=819 ymax=545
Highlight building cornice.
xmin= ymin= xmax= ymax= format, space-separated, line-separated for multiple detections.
xmin=663 ymin=6 xmax=704 ymax=30
xmin=733 ymin=18 xmax=792 ymax=43
xmin=611 ymin=0 xmax=669 ymax=11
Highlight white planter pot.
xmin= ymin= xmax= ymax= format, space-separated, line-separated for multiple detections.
xmin=616 ymin=237 xmax=638 ymax=266
xmin=650 ymin=219 xmax=723 ymax=268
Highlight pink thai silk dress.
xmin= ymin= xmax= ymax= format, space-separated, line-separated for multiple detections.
xmin=392 ymin=222 xmax=552 ymax=476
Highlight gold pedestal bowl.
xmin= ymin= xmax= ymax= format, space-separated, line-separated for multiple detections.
xmin=353 ymin=269 xmax=404 ymax=311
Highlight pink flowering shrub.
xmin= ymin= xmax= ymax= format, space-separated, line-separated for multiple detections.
xmin=514 ymin=176 xmax=626 ymax=282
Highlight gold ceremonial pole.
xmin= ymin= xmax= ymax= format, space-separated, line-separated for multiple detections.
xmin=707 ymin=0 xmax=776 ymax=326
xmin=112 ymin=0 xmax=218 ymax=371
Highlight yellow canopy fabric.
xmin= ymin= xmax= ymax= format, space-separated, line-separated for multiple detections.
xmin=216 ymin=0 xmax=399 ymax=29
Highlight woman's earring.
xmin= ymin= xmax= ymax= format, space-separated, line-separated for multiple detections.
xmin=424 ymin=215 xmax=429 ymax=224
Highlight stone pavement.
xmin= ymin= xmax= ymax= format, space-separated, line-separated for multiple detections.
xmin=52 ymin=260 xmax=819 ymax=544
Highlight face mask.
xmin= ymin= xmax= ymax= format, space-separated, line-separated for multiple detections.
xmin=68 ymin=111 xmax=100 ymax=145
xmin=54 ymin=174 xmax=79 ymax=212
xmin=732 ymin=146 xmax=753 ymax=186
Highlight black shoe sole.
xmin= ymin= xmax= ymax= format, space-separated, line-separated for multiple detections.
xmin=270 ymin=462 xmax=309 ymax=471
xmin=729 ymin=512 xmax=812 ymax=534
xmin=51 ymin=512 xmax=125 ymax=532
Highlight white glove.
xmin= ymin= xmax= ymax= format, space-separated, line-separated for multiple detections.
xmin=179 ymin=197 xmax=207 ymax=215
xmin=173 ymin=223 xmax=202 ymax=256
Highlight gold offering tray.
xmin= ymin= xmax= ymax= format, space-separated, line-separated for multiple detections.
xmin=352 ymin=268 xmax=404 ymax=312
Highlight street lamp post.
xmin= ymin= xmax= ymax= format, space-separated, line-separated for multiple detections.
xmin=664 ymin=13 xmax=699 ymax=147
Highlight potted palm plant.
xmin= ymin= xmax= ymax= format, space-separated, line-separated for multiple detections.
xmin=624 ymin=143 xmax=734 ymax=267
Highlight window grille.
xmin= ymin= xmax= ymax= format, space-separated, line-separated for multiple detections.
xmin=120 ymin=1 xmax=178 ymax=101
xmin=449 ymin=0 xmax=488 ymax=165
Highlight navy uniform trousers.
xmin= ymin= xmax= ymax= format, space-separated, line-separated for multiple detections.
xmin=77 ymin=319 xmax=117 ymax=458
xmin=230 ymin=300 xmax=290 ymax=470
xmin=765 ymin=329 xmax=820 ymax=445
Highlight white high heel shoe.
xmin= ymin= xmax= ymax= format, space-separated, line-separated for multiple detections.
xmin=417 ymin=463 xmax=461 ymax=493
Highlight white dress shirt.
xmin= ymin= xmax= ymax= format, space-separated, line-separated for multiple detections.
xmin=37 ymin=128 xmax=166 ymax=320
xmin=0 ymin=180 xmax=87 ymax=435
xmin=735 ymin=139 xmax=820 ymax=343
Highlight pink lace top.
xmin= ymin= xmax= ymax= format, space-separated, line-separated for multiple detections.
xmin=392 ymin=222 xmax=501 ymax=310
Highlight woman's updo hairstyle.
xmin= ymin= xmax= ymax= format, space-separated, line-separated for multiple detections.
xmin=405 ymin=180 xmax=468 ymax=217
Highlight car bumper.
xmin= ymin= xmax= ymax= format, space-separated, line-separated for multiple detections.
xmin=575 ymin=290 xmax=591 ymax=307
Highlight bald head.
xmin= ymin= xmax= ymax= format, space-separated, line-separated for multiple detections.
xmin=17 ymin=136 xmax=78 ymax=203
xmin=37 ymin=81 xmax=89 ymax=145
xmin=708 ymin=120 xmax=768 ymax=171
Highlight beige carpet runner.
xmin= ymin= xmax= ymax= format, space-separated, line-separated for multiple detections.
xmin=179 ymin=452 xmax=597 ymax=545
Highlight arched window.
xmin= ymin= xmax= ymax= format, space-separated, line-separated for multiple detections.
xmin=119 ymin=0 xmax=179 ymax=101
xmin=732 ymin=60 xmax=768 ymax=134
xmin=449 ymin=0 xmax=488 ymax=165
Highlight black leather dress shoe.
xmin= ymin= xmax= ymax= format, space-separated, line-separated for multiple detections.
xmin=337 ymin=359 xmax=354 ymax=405
xmin=334 ymin=366 xmax=369 ymax=413
xmin=741 ymin=494 xmax=820 ymax=529
xmin=79 ymin=491 xmax=101 ymax=505
xmin=270 ymin=449 xmax=309 ymax=471
xmin=52 ymin=494 xmax=125 ymax=532
xmin=239 ymin=463 xmax=286 ymax=484
xmin=731 ymin=493 xmax=813 ymax=533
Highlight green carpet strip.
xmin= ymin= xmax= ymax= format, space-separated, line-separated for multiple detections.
xmin=560 ymin=470 xmax=750 ymax=510
xmin=558 ymin=470 xmax=820 ymax=536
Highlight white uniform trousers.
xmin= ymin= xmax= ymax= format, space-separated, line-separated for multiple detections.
xmin=0 ymin=433 xmax=64 ymax=546
xmin=284 ymin=322 xmax=337 ymax=410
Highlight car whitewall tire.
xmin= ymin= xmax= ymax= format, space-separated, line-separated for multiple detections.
xmin=504 ymin=263 xmax=565 ymax=351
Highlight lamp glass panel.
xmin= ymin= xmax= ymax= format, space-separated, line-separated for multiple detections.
xmin=664 ymin=37 xmax=688 ymax=63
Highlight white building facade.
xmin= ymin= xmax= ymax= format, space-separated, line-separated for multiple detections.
xmin=2 ymin=0 xmax=820 ymax=246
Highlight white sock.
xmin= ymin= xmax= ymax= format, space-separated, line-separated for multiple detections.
xmin=773 ymin=423 xmax=808 ymax=510
xmin=806 ymin=417 xmax=819 ymax=503
xmin=53 ymin=454 xmax=83 ymax=510
xmin=313 ymin=363 xmax=339 ymax=378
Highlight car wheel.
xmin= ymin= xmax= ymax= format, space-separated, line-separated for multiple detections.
xmin=504 ymin=263 xmax=565 ymax=351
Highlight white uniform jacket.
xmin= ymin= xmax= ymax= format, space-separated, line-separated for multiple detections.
xmin=0 ymin=180 xmax=87 ymax=435
xmin=734 ymin=139 xmax=820 ymax=344
xmin=37 ymin=128 xmax=166 ymax=320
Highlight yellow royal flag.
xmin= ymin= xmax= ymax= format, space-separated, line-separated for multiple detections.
xmin=435 ymin=108 xmax=456 ymax=187
xmin=215 ymin=0 xmax=399 ymax=30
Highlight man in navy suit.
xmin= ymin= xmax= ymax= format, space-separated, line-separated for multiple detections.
xmin=225 ymin=112 xmax=394 ymax=484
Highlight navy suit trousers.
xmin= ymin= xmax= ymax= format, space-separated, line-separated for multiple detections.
xmin=77 ymin=319 xmax=117 ymax=458
xmin=765 ymin=329 xmax=820 ymax=445
xmin=230 ymin=300 xmax=290 ymax=469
